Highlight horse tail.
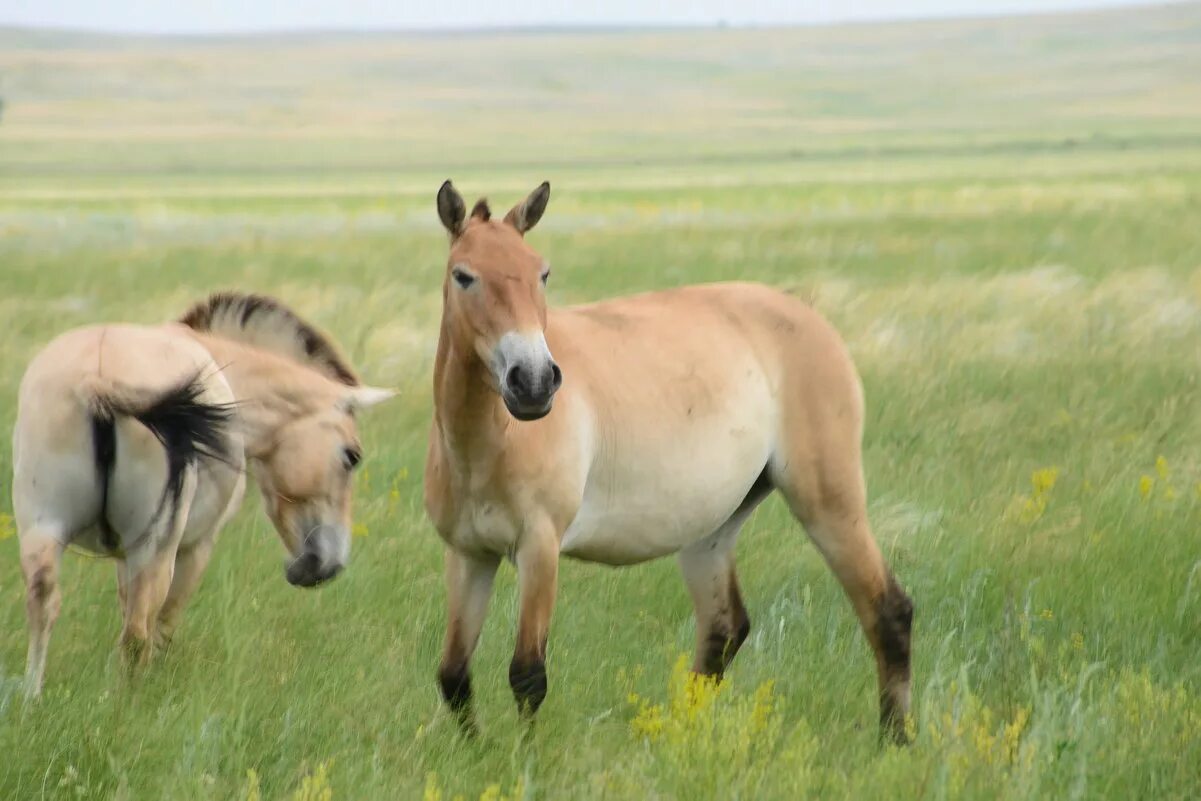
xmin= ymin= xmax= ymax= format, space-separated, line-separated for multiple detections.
xmin=78 ymin=372 xmax=236 ymax=552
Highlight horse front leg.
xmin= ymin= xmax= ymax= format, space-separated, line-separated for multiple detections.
xmin=438 ymin=547 xmax=500 ymax=731
xmin=509 ymin=526 xmax=559 ymax=720
xmin=119 ymin=547 xmax=177 ymax=669
xmin=155 ymin=538 xmax=215 ymax=649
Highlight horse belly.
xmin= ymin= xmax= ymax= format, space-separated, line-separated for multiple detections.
xmin=559 ymin=385 xmax=775 ymax=565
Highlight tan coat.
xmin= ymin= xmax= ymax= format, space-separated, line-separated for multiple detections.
xmin=425 ymin=182 xmax=914 ymax=741
xmin=14 ymin=293 xmax=394 ymax=698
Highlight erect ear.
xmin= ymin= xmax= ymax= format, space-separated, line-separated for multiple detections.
xmin=339 ymin=385 xmax=398 ymax=413
xmin=437 ymin=180 xmax=467 ymax=238
xmin=503 ymin=181 xmax=550 ymax=235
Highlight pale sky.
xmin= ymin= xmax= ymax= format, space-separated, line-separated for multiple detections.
xmin=0 ymin=0 xmax=1171 ymax=34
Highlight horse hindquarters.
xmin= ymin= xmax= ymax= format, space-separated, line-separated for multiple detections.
xmin=14 ymin=364 xmax=236 ymax=694
xmin=769 ymin=323 xmax=914 ymax=743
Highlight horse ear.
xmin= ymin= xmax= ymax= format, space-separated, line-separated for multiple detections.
xmin=437 ymin=180 xmax=466 ymax=238
xmin=340 ymin=385 xmax=397 ymax=413
xmin=504 ymin=181 xmax=550 ymax=235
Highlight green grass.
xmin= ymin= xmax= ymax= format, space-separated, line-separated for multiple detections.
xmin=2 ymin=4 xmax=1201 ymax=799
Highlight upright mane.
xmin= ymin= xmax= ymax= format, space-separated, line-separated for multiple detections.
xmin=180 ymin=292 xmax=359 ymax=386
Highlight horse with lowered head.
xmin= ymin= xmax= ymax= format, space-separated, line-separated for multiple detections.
xmin=425 ymin=181 xmax=914 ymax=742
xmin=14 ymin=292 xmax=395 ymax=698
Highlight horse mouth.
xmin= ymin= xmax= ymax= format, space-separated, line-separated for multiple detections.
xmin=504 ymin=397 xmax=553 ymax=421
xmin=285 ymin=550 xmax=343 ymax=588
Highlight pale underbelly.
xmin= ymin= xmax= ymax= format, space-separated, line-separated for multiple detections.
xmin=559 ymin=408 xmax=775 ymax=565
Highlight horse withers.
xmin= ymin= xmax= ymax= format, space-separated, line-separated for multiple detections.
xmin=13 ymin=292 xmax=395 ymax=698
xmin=425 ymin=182 xmax=914 ymax=742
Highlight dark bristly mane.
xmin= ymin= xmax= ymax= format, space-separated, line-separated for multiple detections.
xmin=471 ymin=198 xmax=491 ymax=221
xmin=180 ymin=292 xmax=359 ymax=386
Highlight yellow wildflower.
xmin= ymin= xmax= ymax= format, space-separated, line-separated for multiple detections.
xmin=1155 ymin=455 xmax=1170 ymax=480
xmin=1031 ymin=467 xmax=1059 ymax=494
xmin=292 ymin=761 xmax=333 ymax=801
xmin=424 ymin=774 xmax=443 ymax=801
xmin=1138 ymin=475 xmax=1154 ymax=500
xmin=243 ymin=770 xmax=262 ymax=801
xmin=1039 ymin=608 xmax=1053 ymax=621
xmin=1006 ymin=467 xmax=1059 ymax=524
xmin=1002 ymin=707 xmax=1030 ymax=762
xmin=0 ymin=513 xmax=14 ymax=542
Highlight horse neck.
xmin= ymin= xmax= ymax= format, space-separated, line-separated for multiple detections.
xmin=187 ymin=330 xmax=338 ymax=458
xmin=432 ymin=320 xmax=509 ymax=461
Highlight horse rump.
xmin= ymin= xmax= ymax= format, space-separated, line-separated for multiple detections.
xmin=82 ymin=372 xmax=236 ymax=550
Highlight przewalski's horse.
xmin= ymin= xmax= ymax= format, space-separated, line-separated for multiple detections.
xmin=14 ymin=292 xmax=395 ymax=698
xmin=425 ymin=181 xmax=914 ymax=742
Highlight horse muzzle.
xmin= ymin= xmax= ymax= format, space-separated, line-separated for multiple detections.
xmin=494 ymin=331 xmax=561 ymax=422
xmin=285 ymin=525 xmax=347 ymax=588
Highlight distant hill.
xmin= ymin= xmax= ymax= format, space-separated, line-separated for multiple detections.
xmin=1 ymin=2 xmax=1198 ymax=174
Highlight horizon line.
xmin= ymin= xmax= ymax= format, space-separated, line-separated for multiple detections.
xmin=0 ymin=0 xmax=1184 ymax=40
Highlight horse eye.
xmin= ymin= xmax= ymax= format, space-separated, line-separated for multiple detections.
xmin=343 ymin=447 xmax=362 ymax=470
xmin=540 ymin=269 xmax=550 ymax=285
xmin=452 ymin=268 xmax=476 ymax=289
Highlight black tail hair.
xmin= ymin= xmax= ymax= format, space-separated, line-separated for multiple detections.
xmin=90 ymin=373 xmax=236 ymax=552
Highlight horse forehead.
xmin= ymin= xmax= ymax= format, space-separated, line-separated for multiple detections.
xmin=323 ymin=414 xmax=358 ymax=439
xmin=299 ymin=412 xmax=357 ymax=442
xmin=452 ymin=223 xmax=540 ymax=271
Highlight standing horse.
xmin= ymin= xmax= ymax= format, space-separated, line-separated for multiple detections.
xmin=425 ymin=181 xmax=914 ymax=742
xmin=13 ymin=292 xmax=395 ymax=698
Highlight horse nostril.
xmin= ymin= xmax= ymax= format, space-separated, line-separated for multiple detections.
xmin=550 ymin=362 xmax=562 ymax=390
xmin=506 ymin=364 xmax=529 ymax=397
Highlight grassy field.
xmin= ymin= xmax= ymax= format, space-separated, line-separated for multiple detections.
xmin=2 ymin=3 xmax=1201 ymax=799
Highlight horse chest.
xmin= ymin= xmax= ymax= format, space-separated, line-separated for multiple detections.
xmin=447 ymin=498 xmax=523 ymax=554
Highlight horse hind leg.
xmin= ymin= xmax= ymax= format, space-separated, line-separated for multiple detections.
xmin=20 ymin=526 xmax=65 ymax=699
xmin=679 ymin=540 xmax=751 ymax=678
xmin=119 ymin=466 xmax=198 ymax=669
xmin=678 ymin=475 xmax=769 ymax=679
xmin=772 ymin=448 xmax=913 ymax=743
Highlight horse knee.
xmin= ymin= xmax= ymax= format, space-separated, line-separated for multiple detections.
xmin=27 ymin=564 xmax=52 ymax=602
xmin=25 ymin=563 xmax=60 ymax=618
xmin=509 ymin=656 xmax=547 ymax=718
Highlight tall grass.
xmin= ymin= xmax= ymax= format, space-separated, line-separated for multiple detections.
xmin=2 ymin=6 xmax=1201 ymax=798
